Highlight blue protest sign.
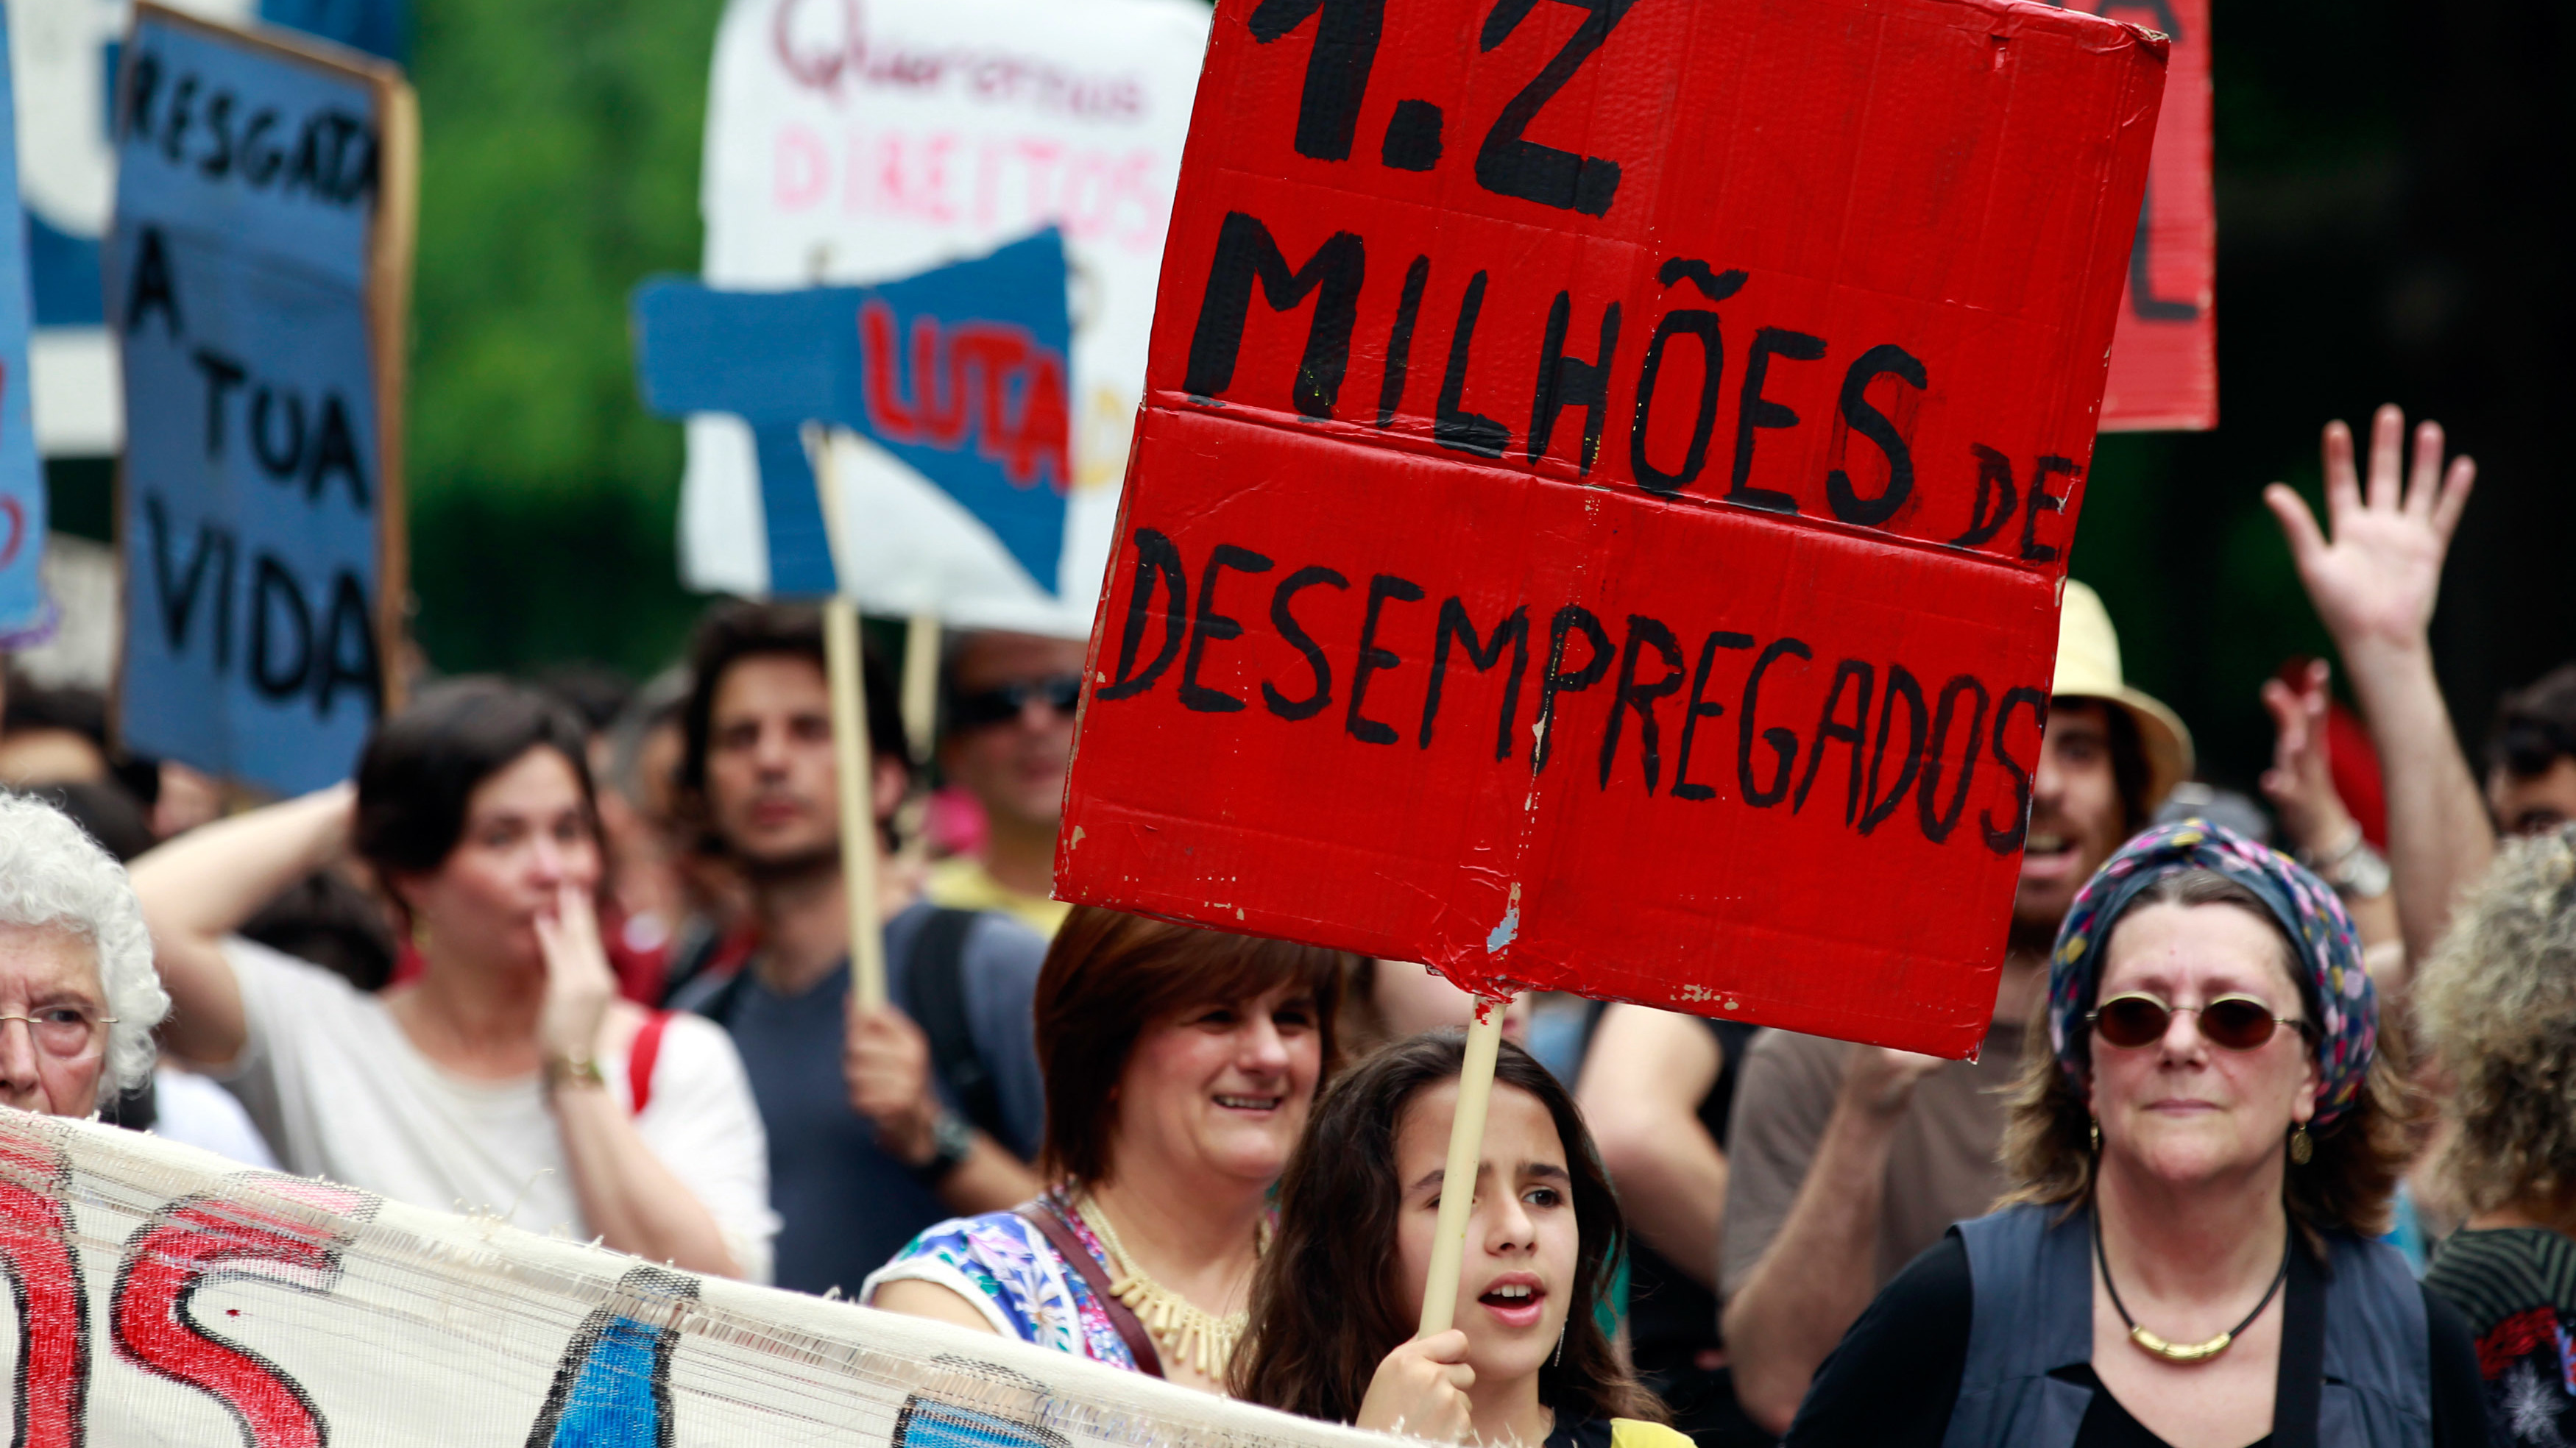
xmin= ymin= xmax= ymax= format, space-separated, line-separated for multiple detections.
xmin=22 ymin=0 xmax=406 ymax=463
xmin=0 ymin=8 xmax=46 ymax=642
xmin=109 ymin=5 xmax=414 ymax=796
xmin=632 ymin=229 xmax=1072 ymax=602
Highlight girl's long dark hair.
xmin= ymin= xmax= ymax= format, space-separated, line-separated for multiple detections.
xmin=1231 ymin=1031 xmax=1664 ymax=1427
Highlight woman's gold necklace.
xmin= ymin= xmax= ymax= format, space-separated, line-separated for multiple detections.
xmin=1077 ymin=1194 xmax=1267 ymax=1378
xmin=2092 ymin=1208 xmax=2290 ymax=1364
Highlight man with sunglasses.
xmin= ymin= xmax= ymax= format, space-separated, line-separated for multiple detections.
xmin=923 ymin=631 xmax=1089 ymax=937
xmin=1720 ymin=582 xmax=2193 ymax=1436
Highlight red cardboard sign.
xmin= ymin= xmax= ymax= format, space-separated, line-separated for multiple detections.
xmin=2089 ymin=0 xmax=2214 ymax=430
xmin=1056 ymin=0 xmax=2166 ymax=1057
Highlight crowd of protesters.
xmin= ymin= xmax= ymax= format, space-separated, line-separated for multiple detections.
xmin=6 ymin=403 xmax=2576 ymax=1447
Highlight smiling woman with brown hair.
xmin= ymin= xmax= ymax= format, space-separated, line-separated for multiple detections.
xmin=1783 ymin=823 xmax=2483 ymax=1448
xmin=865 ymin=905 xmax=1348 ymax=1396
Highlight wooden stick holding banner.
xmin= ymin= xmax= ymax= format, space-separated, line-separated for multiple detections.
xmin=1415 ymin=1001 xmax=1507 ymax=1337
xmin=810 ymin=427 xmax=888 ymax=1012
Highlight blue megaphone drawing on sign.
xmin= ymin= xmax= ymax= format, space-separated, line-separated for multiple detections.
xmin=631 ymin=228 xmax=1074 ymax=600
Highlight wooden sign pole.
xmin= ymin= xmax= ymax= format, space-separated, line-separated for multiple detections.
xmin=891 ymin=615 xmax=941 ymax=865
xmin=1416 ymin=1002 xmax=1508 ymax=1337
xmin=811 ymin=426 xmax=889 ymax=1012
xmin=901 ymin=615 xmax=941 ymax=767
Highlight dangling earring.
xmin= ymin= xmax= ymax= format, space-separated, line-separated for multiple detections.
xmin=2289 ymin=1123 xmax=2313 ymax=1165
xmin=2089 ymin=1118 xmax=2101 ymax=1154
xmin=1552 ymin=1323 xmax=1566 ymax=1368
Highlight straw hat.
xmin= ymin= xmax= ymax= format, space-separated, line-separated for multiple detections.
xmin=2053 ymin=580 xmax=2193 ymax=812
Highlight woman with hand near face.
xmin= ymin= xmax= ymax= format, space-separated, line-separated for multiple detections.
xmin=1234 ymin=1032 xmax=1685 ymax=1448
xmin=1784 ymin=823 xmax=2483 ymax=1447
xmin=130 ymin=681 xmax=775 ymax=1280
xmin=865 ymin=906 xmax=1346 ymax=1396
xmin=0 ymin=792 xmax=169 ymax=1118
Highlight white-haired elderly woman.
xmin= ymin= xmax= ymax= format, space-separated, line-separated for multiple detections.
xmin=0 ymin=791 xmax=169 ymax=1115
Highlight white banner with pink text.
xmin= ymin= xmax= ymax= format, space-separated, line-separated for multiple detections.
xmin=680 ymin=0 xmax=1209 ymax=631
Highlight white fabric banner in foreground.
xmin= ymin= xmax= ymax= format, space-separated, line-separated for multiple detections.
xmin=685 ymin=0 xmax=1209 ymax=632
xmin=0 ymin=1109 xmax=1390 ymax=1448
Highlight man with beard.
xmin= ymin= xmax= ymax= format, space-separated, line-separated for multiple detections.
xmin=672 ymin=602 xmax=1045 ymax=1297
xmin=1719 ymin=581 xmax=2188 ymax=1435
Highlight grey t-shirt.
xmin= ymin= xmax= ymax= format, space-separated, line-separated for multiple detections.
xmin=1719 ymin=1021 xmax=2025 ymax=1302
xmin=684 ymin=901 xmax=1047 ymax=1296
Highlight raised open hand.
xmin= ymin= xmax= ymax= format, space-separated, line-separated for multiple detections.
xmin=2262 ymin=405 xmax=2474 ymax=656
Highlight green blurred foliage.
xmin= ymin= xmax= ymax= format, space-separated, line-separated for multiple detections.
xmin=404 ymin=0 xmax=726 ymax=678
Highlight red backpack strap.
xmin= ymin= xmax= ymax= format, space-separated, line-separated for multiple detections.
xmin=627 ymin=1010 xmax=674 ymax=1116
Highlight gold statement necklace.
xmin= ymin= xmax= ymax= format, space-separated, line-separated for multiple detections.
xmin=1077 ymin=1194 xmax=1268 ymax=1377
xmin=2092 ymin=1209 xmax=2290 ymax=1364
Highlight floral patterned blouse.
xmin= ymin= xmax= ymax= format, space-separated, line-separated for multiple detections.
xmin=860 ymin=1190 xmax=1141 ymax=1371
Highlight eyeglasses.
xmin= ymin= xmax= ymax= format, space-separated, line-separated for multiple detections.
xmin=0 ymin=1008 xmax=117 ymax=1058
xmin=952 ymin=674 xmax=1083 ymax=732
xmin=2087 ymin=993 xmax=2312 ymax=1052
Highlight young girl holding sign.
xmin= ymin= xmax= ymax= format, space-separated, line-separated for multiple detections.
xmin=1234 ymin=1032 xmax=1687 ymax=1448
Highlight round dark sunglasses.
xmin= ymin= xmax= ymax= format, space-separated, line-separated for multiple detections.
xmin=2087 ymin=993 xmax=2314 ymax=1051
xmin=952 ymin=673 xmax=1083 ymax=731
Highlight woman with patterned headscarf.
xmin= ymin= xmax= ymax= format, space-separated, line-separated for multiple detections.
xmin=1782 ymin=823 xmax=2483 ymax=1447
